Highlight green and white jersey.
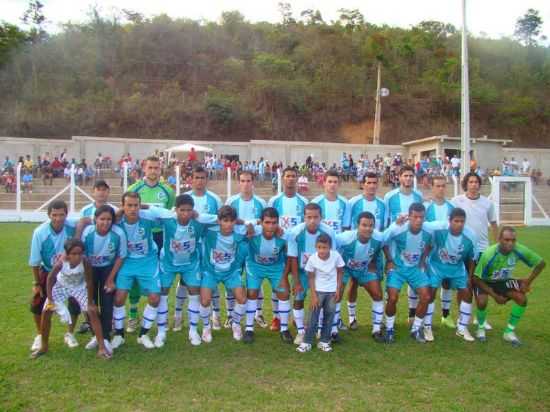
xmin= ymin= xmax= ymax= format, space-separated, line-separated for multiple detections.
xmin=474 ymin=243 xmax=542 ymax=282
xmin=128 ymin=180 xmax=175 ymax=209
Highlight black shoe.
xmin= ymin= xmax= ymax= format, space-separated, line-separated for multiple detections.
xmin=280 ymin=330 xmax=293 ymax=344
xmin=331 ymin=333 xmax=341 ymax=344
xmin=372 ymin=330 xmax=385 ymax=343
xmin=77 ymin=321 xmax=91 ymax=334
xmin=243 ymin=331 xmax=254 ymax=344
xmin=349 ymin=319 xmax=358 ymax=331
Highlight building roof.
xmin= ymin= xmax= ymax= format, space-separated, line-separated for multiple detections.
xmin=401 ymin=135 xmax=512 ymax=147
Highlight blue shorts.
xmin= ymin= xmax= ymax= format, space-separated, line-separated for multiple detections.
xmin=293 ymin=272 xmax=309 ymax=301
xmin=386 ymin=268 xmax=429 ymax=291
xmin=201 ymin=269 xmax=243 ymax=291
xmin=160 ymin=263 xmax=202 ymax=289
xmin=344 ymin=270 xmax=382 ymax=286
xmin=429 ymin=271 xmax=468 ymax=290
xmin=246 ymin=269 xmax=285 ymax=293
xmin=117 ymin=258 xmax=160 ymax=295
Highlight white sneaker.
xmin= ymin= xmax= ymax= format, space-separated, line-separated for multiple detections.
xmin=473 ymin=318 xmax=493 ymax=330
xmin=296 ymin=342 xmax=312 ymax=353
xmin=126 ymin=318 xmax=138 ymax=333
xmin=423 ymin=326 xmax=435 ymax=342
xmin=224 ymin=316 xmax=233 ymax=329
xmin=31 ymin=335 xmax=42 ymax=351
xmin=189 ymin=330 xmax=202 ymax=346
xmin=293 ymin=331 xmax=305 ymax=345
xmin=137 ymin=334 xmax=155 ymax=349
xmin=64 ymin=333 xmax=79 ymax=348
xmin=317 ymin=341 xmax=333 ymax=352
xmin=111 ymin=335 xmax=125 ymax=349
xmin=456 ymin=327 xmax=475 ymax=342
xmin=231 ymin=323 xmax=243 ymax=341
xmin=503 ymin=331 xmax=521 ymax=346
xmin=103 ymin=339 xmax=113 ymax=354
xmin=172 ymin=315 xmax=183 ymax=332
xmin=212 ymin=314 xmax=221 ymax=331
xmin=154 ymin=333 xmax=166 ymax=348
xmin=85 ymin=336 xmax=98 ymax=350
xmin=476 ymin=328 xmax=487 ymax=342
xmin=202 ymin=327 xmax=213 ymax=343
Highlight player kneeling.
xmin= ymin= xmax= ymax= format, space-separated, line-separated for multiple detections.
xmin=243 ymin=207 xmax=293 ymax=344
xmin=199 ymin=206 xmax=248 ymax=343
xmin=32 ymin=239 xmax=110 ymax=359
xmin=424 ymin=208 xmax=477 ymax=342
xmin=336 ymin=212 xmax=385 ymax=342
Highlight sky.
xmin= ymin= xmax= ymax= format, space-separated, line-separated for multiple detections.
xmin=3 ymin=0 xmax=550 ymax=41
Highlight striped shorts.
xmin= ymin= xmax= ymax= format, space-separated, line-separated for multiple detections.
xmin=51 ymin=282 xmax=88 ymax=310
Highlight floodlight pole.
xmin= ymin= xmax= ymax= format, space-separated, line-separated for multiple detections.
xmin=460 ymin=0 xmax=471 ymax=177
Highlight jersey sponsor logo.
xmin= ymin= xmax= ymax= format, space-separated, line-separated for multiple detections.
xmin=107 ymin=242 xmax=115 ymax=252
xmin=401 ymin=251 xmax=421 ymax=265
xmin=211 ymin=249 xmax=234 ymax=265
xmin=89 ymin=255 xmax=110 ymax=266
xmin=254 ymin=254 xmax=277 ymax=265
xmin=128 ymin=241 xmax=147 ymax=255
xmin=347 ymin=259 xmax=368 ymax=270
xmin=438 ymin=247 xmax=462 ymax=265
xmin=491 ymin=268 xmax=511 ymax=280
xmin=280 ymin=216 xmax=298 ymax=230
xmin=138 ymin=227 xmax=145 ymax=237
xmin=323 ymin=219 xmax=341 ymax=233
xmin=170 ymin=239 xmax=195 ymax=254
xmin=157 ymin=192 xmax=167 ymax=201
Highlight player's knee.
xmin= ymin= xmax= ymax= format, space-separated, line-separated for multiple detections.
xmin=247 ymin=289 xmax=259 ymax=300
xmin=418 ymin=290 xmax=430 ymax=303
xmin=148 ymin=294 xmax=160 ymax=307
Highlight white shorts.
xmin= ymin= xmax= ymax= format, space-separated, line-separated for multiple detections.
xmin=51 ymin=282 xmax=88 ymax=310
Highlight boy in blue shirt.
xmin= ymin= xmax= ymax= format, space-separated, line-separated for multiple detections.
xmin=199 ymin=206 xmax=249 ymax=343
xmin=243 ymin=207 xmax=293 ymax=344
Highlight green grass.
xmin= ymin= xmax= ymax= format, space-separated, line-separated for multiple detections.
xmin=1 ymin=224 xmax=550 ymax=411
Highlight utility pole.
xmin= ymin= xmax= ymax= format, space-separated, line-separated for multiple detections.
xmin=461 ymin=0 xmax=471 ymax=176
xmin=372 ymin=61 xmax=382 ymax=145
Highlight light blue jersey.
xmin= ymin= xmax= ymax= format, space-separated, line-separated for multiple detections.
xmin=29 ymin=219 xmax=77 ymax=271
xmin=287 ymin=222 xmax=337 ymax=274
xmin=80 ymin=202 xmax=118 ymax=219
xmin=225 ymin=194 xmax=266 ymax=223
xmin=185 ymin=190 xmax=222 ymax=215
xmin=311 ymin=194 xmax=351 ymax=234
xmin=246 ymin=227 xmax=287 ymax=278
xmin=426 ymin=221 xmax=478 ymax=279
xmin=383 ymin=222 xmax=433 ymax=273
xmin=146 ymin=207 xmax=216 ymax=272
xmin=349 ymin=194 xmax=386 ymax=231
xmin=119 ymin=210 xmax=159 ymax=261
xmin=201 ymin=227 xmax=248 ymax=275
xmin=383 ymin=188 xmax=423 ymax=225
xmin=81 ymin=224 xmax=127 ymax=267
xmin=336 ymin=230 xmax=385 ymax=279
xmin=268 ymin=192 xmax=308 ymax=231
xmin=425 ymin=200 xmax=454 ymax=222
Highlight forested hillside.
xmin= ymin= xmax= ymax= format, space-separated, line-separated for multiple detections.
xmin=1 ymin=5 xmax=549 ymax=146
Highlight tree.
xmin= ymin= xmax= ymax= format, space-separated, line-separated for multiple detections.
xmin=338 ymin=8 xmax=365 ymax=31
xmin=0 ymin=22 xmax=29 ymax=66
xmin=300 ymin=9 xmax=324 ymax=25
xmin=515 ymin=9 xmax=543 ymax=46
xmin=21 ymin=0 xmax=47 ymax=44
xmin=277 ymin=2 xmax=295 ymax=25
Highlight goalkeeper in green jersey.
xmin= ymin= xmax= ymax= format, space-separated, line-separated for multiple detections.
xmin=472 ymin=226 xmax=545 ymax=346
xmin=126 ymin=156 xmax=175 ymax=333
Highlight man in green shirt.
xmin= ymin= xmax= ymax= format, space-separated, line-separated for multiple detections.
xmin=126 ymin=156 xmax=175 ymax=332
xmin=473 ymin=226 xmax=545 ymax=346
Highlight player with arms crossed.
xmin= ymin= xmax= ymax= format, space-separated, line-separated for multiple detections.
xmin=472 ymin=226 xmax=545 ymax=346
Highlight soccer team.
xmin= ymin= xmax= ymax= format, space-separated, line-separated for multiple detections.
xmin=28 ymin=156 xmax=546 ymax=359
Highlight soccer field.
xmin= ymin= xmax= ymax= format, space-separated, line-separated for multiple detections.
xmin=1 ymin=223 xmax=550 ymax=412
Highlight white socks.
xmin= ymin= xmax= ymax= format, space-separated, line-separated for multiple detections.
xmin=157 ymin=295 xmax=169 ymax=334
xmin=114 ymin=305 xmax=126 ymax=331
xmin=174 ymin=283 xmax=188 ymax=318
xmin=279 ymin=300 xmax=291 ymax=332
xmin=458 ymin=301 xmax=472 ymax=332
xmin=141 ymin=304 xmax=158 ymax=332
xmin=372 ymin=300 xmax=384 ymax=333
xmin=293 ymin=308 xmax=305 ymax=334
xmin=246 ymin=299 xmax=257 ymax=331
xmin=188 ymin=294 xmax=200 ymax=333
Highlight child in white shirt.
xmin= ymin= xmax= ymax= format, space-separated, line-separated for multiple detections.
xmin=297 ymin=234 xmax=344 ymax=353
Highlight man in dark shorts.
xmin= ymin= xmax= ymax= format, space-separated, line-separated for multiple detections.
xmin=472 ymin=226 xmax=545 ymax=346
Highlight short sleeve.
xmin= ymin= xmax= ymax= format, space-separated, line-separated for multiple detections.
xmin=304 ymin=255 xmax=315 ymax=273
xmin=342 ymin=199 xmax=351 ymax=228
xmin=29 ymin=229 xmax=42 ymax=266
xmin=487 ymin=201 xmax=497 ymax=223
xmin=516 ymin=243 xmax=543 ymax=268
xmin=117 ymin=229 xmax=128 ymax=259
xmin=474 ymin=249 xmax=490 ymax=278
xmin=335 ymin=252 xmax=345 ymax=268
xmin=287 ymin=232 xmax=298 ymax=258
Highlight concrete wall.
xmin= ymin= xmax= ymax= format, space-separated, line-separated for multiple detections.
xmin=1 ymin=135 xmax=547 ymax=174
